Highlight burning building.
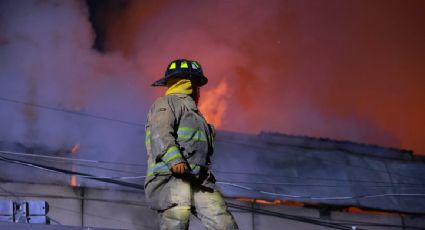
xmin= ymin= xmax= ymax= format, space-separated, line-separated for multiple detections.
xmin=1 ymin=0 xmax=425 ymax=229
xmin=1 ymin=131 xmax=425 ymax=229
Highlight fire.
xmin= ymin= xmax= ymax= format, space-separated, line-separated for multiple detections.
xmin=70 ymin=143 xmax=80 ymax=187
xmin=199 ymin=79 xmax=229 ymax=128
xmin=71 ymin=175 xmax=77 ymax=187
xmin=71 ymin=143 xmax=80 ymax=154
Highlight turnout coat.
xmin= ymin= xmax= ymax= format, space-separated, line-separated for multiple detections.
xmin=144 ymin=93 xmax=216 ymax=210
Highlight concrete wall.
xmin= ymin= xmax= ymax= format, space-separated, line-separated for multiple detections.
xmin=1 ymin=182 xmax=424 ymax=230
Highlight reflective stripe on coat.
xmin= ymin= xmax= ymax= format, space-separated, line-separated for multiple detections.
xmin=144 ymin=94 xmax=216 ymax=210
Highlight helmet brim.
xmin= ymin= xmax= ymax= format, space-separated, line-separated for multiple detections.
xmin=151 ymin=74 xmax=208 ymax=87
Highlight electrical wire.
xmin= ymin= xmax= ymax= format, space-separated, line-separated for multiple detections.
xmin=4 ymin=149 xmax=425 ymax=188
xmin=1 ymin=163 xmax=420 ymax=229
xmin=0 ymin=96 xmax=144 ymax=127
xmin=0 ymin=150 xmax=147 ymax=167
xmin=227 ymin=202 xmax=357 ymax=230
xmin=227 ymin=202 xmax=425 ymax=230
xmin=1 ymin=191 xmax=423 ymax=230
xmin=0 ymin=184 xmax=63 ymax=226
xmin=215 ymin=138 xmax=425 ymax=182
xmin=0 ymin=183 xmax=23 ymax=201
xmin=216 ymin=179 xmax=425 ymax=188
xmin=0 ymin=190 xmax=366 ymax=230
xmin=217 ymin=181 xmax=425 ymax=200
xmin=2 ymin=96 xmax=424 ymax=183
xmin=47 ymin=204 xmax=158 ymax=230
xmin=2 ymin=97 xmax=425 ymax=228
xmin=0 ymin=155 xmax=145 ymax=190
xmin=4 ymin=150 xmax=425 ymax=191
xmin=0 ymin=192 xmax=149 ymax=207
xmin=2 ymin=154 xmax=425 ymax=203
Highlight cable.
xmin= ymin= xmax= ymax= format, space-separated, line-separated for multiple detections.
xmin=46 ymin=216 xmax=62 ymax=225
xmin=227 ymin=202 xmax=356 ymax=230
xmin=0 ymin=155 xmax=145 ymax=190
xmin=217 ymin=181 xmax=425 ymax=201
xmin=3 ymin=154 xmax=425 ymax=203
xmin=0 ymin=192 xmax=149 ymax=207
xmin=2 ymin=96 xmax=424 ymax=183
xmin=216 ymin=179 xmax=425 ymax=188
xmin=4 ymin=149 xmax=425 ymax=188
xmin=227 ymin=202 xmax=425 ymax=230
xmin=215 ymin=139 xmax=425 ymax=182
xmin=1 ymin=157 xmax=423 ymax=228
xmin=5 ymin=150 xmax=425 ymax=191
xmin=0 ymin=95 xmax=422 ymax=167
xmin=1 ymin=192 xmax=421 ymax=230
xmin=48 ymin=204 xmax=158 ymax=230
xmin=0 ymin=183 xmax=23 ymax=201
xmin=0 ymin=150 xmax=147 ymax=167
xmin=5 ymin=156 xmax=425 ymax=189
xmin=52 ymin=161 xmax=146 ymax=175
xmin=0 ymin=96 xmax=145 ymax=127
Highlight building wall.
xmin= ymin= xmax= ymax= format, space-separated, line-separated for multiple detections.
xmin=1 ymin=182 xmax=424 ymax=230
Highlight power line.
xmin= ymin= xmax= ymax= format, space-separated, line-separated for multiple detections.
xmin=0 ymin=96 xmax=145 ymax=127
xmin=227 ymin=202 xmax=357 ymax=230
xmin=2 ymin=154 xmax=425 ymax=202
xmin=213 ymin=170 xmax=425 ymax=187
xmin=227 ymin=202 xmax=425 ymax=230
xmin=217 ymin=181 xmax=425 ymax=200
xmin=0 ymin=150 xmax=147 ymax=167
xmin=0 ymin=155 xmax=145 ymax=190
xmin=2 ymin=96 xmax=424 ymax=183
xmin=215 ymin=138 xmax=425 ymax=182
xmin=1 ymin=157 xmax=425 ymax=229
xmin=0 ymin=190 xmax=423 ymax=230
xmin=216 ymin=179 xmax=425 ymax=188
xmin=3 ymin=149 xmax=425 ymax=189
xmin=48 ymin=204 xmax=158 ymax=229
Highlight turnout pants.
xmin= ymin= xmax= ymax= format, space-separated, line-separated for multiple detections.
xmin=157 ymin=178 xmax=238 ymax=230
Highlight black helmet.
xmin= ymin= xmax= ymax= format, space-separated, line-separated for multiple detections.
xmin=152 ymin=59 xmax=208 ymax=87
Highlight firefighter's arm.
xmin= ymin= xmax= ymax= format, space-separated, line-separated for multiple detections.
xmin=147 ymin=97 xmax=187 ymax=173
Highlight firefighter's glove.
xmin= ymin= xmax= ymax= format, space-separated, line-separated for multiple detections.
xmin=171 ymin=162 xmax=188 ymax=174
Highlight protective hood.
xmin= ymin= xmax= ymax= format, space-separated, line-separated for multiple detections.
xmin=165 ymin=79 xmax=193 ymax=95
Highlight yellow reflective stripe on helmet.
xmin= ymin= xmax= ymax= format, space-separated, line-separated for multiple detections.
xmin=180 ymin=61 xmax=188 ymax=69
xmin=169 ymin=62 xmax=176 ymax=70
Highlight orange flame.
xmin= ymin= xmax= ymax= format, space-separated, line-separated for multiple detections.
xmin=70 ymin=143 xmax=80 ymax=187
xmin=199 ymin=79 xmax=229 ymax=127
xmin=71 ymin=175 xmax=77 ymax=187
xmin=71 ymin=143 xmax=80 ymax=154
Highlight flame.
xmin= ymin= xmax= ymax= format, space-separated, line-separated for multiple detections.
xmin=71 ymin=175 xmax=77 ymax=187
xmin=71 ymin=143 xmax=80 ymax=154
xmin=70 ymin=143 xmax=80 ymax=187
xmin=199 ymin=79 xmax=229 ymax=127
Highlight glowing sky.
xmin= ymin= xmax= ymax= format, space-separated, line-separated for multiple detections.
xmin=92 ymin=0 xmax=425 ymax=154
xmin=1 ymin=0 xmax=424 ymax=155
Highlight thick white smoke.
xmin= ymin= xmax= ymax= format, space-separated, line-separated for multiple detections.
xmin=0 ymin=0 xmax=151 ymax=168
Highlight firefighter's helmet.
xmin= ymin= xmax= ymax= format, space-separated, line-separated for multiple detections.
xmin=152 ymin=59 xmax=208 ymax=87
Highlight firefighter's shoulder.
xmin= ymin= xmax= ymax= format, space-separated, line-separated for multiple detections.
xmin=150 ymin=94 xmax=184 ymax=113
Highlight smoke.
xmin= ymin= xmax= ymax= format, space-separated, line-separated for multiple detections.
xmin=94 ymin=0 xmax=425 ymax=153
xmin=0 ymin=0 xmax=152 ymax=173
xmin=1 ymin=0 xmax=424 ymax=159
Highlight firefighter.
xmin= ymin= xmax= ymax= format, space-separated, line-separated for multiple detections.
xmin=144 ymin=59 xmax=239 ymax=230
